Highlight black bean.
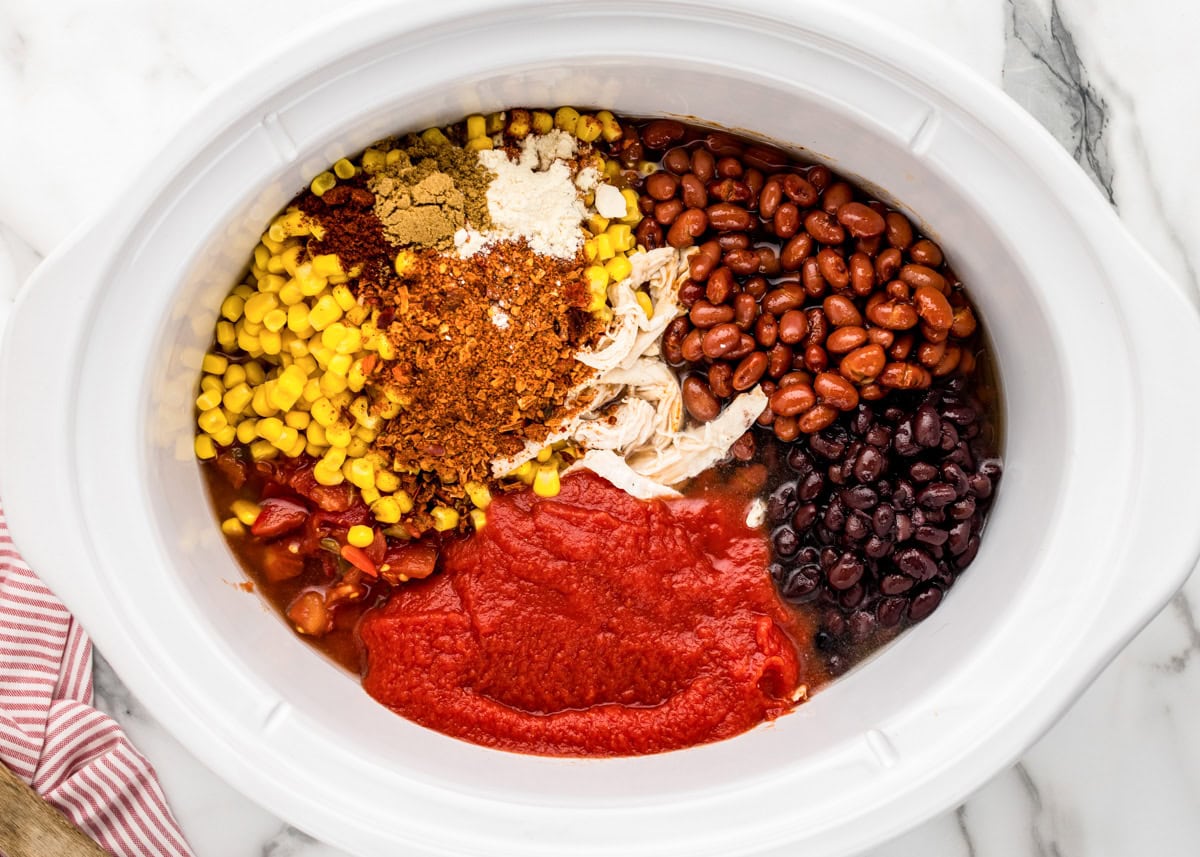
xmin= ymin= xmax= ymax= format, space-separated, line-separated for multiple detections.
xmin=849 ymin=609 xmax=876 ymax=642
xmin=894 ymin=513 xmax=914 ymax=543
xmin=865 ymin=424 xmax=892 ymax=448
xmin=842 ymin=485 xmax=878 ymax=511
xmin=968 ymin=472 xmax=993 ymax=498
xmin=853 ymin=446 xmax=885 ymax=482
xmin=820 ymin=547 xmax=839 ymax=569
xmin=942 ymin=405 xmax=976 ymax=425
xmin=892 ymin=480 xmax=915 ymax=509
xmin=845 ymin=511 xmax=871 ymax=542
xmin=954 ymin=534 xmax=981 ymax=568
xmin=798 ymin=471 xmax=825 ymax=501
xmin=773 ymin=526 xmax=800 ymax=557
xmin=881 ymin=574 xmax=914 ymax=595
xmin=915 ymin=525 xmax=948 ymax=546
xmin=787 ymin=447 xmax=814 ymax=474
xmin=939 ymin=422 xmax=959 ymax=451
xmin=894 ymin=422 xmax=919 ymax=456
xmin=828 ymin=553 xmax=864 ymax=590
xmin=780 ymin=564 xmax=821 ymax=602
xmin=950 ymin=497 xmax=976 ymax=520
xmin=918 ymin=482 xmax=956 ymax=509
xmin=792 ymin=503 xmax=819 ymax=531
xmin=810 ymin=431 xmax=847 ymax=460
xmin=978 ymin=458 xmax=1003 ymax=480
xmin=942 ymin=462 xmax=969 ymax=497
xmin=865 ymin=535 xmax=892 ymax=559
xmin=840 ymin=583 xmax=865 ymax=609
xmin=877 ymin=597 xmax=907 ymax=627
xmin=908 ymin=586 xmax=944 ymax=621
xmin=914 ymin=404 xmax=941 ymax=447
xmin=767 ymin=483 xmax=798 ymax=523
xmin=850 ymin=405 xmax=874 ymax=436
xmin=823 ymin=502 xmax=846 ymax=531
xmin=895 ymin=546 xmax=937 ymax=580
xmin=909 ymin=461 xmax=939 ymax=483
xmin=947 ymin=520 xmax=972 ymax=556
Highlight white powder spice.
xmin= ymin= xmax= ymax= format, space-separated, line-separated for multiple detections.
xmin=459 ymin=132 xmax=587 ymax=260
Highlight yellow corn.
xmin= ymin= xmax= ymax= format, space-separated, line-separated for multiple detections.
xmin=465 ymin=137 xmax=493 ymax=152
xmin=310 ymin=171 xmax=337 ymax=197
xmin=583 ymin=239 xmax=598 ymax=262
xmin=194 ymin=435 xmax=217 ymax=460
xmin=533 ymin=465 xmax=561 ymax=498
xmin=507 ymin=108 xmax=531 ymax=138
xmin=284 ymin=410 xmax=310 ymax=430
xmin=196 ymin=387 xmax=222 ymax=411
xmin=320 ymin=447 xmax=347 ymax=471
xmin=465 ymin=114 xmax=487 ymax=140
xmin=309 ymin=295 xmax=342 ymax=331
xmin=509 ymin=460 xmax=535 ymax=484
xmin=619 ymin=188 xmax=642 ymax=223
xmin=345 ymin=457 xmax=375 ymax=491
xmin=431 ymin=506 xmax=459 ymax=532
xmin=202 ymin=353 xmax=229 ymax=375
xmin=231 ymin=499 xmax=261 ymax=527
xmin=554 ymin=107 xmax=580 ymax=134
xmin=531 ymin=110 xmax=554 ymax=135
xmin=636 ymin=290 xmax=654 ymax=320
xmin=346 ymin=437 xmax=369 ymax=458
xmin=575 ymin=114 xmax=602 ymax=143
xmin=223 ymin=363 xmax=247 ymax=388
xmin=216 ymin=321 xmax=237 ymax=350
xmin=258 ymin=329 xmax=282 ymax=356
xmin=420 ymin=127 xmax=451 ymax=147
xmin=249 ymin=439 xmax=278 ymax=461
xmin=220 ymin=295 xmax=245 ymax=322
xmin=605 ymin=254 xmax=633 ymax=283
xmin=197 ymin=408 xmax=227 ymax=434
xmin=394 ymin=490 xmax=414 ymax=514
xmin=245 ymin=361 xmax=266 ymax=385
xmin=596 ymin=110 xmax=623 ymax=142
xmin=594 ymin=233 xmax=615 ymax=261
xmin=347 ymin=525 xmax=374 ymax=548
xmin=584 ymin=265 xmax=609 ymax=294
xmin=371 ymin=497 xmax=402 ymax=525
xmin=222 ymin=382 xmax=254 ymax=414
xmin=375 ymin=470 xmax=400 ymax=493
xmin=313 ymin=462 xmax=343 ymax=486
xmin=361 ymin=148 xmax=386 ymax=174
xmin=606 ymin=223 xmax=633 ymax=251
xmin=212 ymin=425 xmax=237 ymax=446
xmin=332 ymin=158 xmax=356 ymax=180
xmin=469 ymin=509 xmax=487 ymax=530
xmin=464 ymin=481 xmax=492 ymax=509
xmin=220 ymin=517 xmax=245 ymax=537
xmin=486 ymin=111 xmax=505 ymax=134
xmin=236 ymin=419 xmax=258 ymax=444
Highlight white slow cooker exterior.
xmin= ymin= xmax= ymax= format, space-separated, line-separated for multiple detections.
xmin=3 ymin=2 xmax=1200 ymax=855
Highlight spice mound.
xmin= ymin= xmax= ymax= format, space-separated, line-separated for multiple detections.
xmin=359 ymin=471 xmax=814 ymax=756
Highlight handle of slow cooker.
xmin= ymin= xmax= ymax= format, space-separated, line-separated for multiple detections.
xmin=1085 ymin=219 xmax=1200 ymax=664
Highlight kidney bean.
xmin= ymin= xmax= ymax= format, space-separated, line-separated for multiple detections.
xmin=933 ymin=345 xmax=962 ymax=376
xmin=880 ymin=362 xmax=932 ymax=389
xmin=770 ymin=202 xmax=799 ymax=239
xmin=682 ymin=375 xmax=721 ymax=422
xmin=678 ymin=279 xmax=704 ymax=308
xmin=635 ymin=219 xmax=663 ymax=249
xmin=821 ymin=182 xmax=854 ymax=215
xmin=742 ymin=143 xmax=790 ymax=171
xmin=757 ymin=407 xmax=775 ymax=427
xmin=732 ymin=293 xmax=758 ymax=330
xmin=886 ymin=280 xmax=910 ymax=302
xmin=732 ymin=352 xmax=768 ymax=390
xmin=759 ymin=178 xmax=784 ymax=218
xmin=767 ymin=343 xmax=794 ymax=378
xmin=951 ymin=306 xmax=978 ymax=338
xmin=801 ymin=258 xmax=827 ymax=298
xmin=839 ymin=344 xmax=886 ymax=383
xmin=704 ymin=132 xmax=744 ymax=157
xmin=717 ymin=233 xmax=751 ymax=251
xmin=804 ymin=308 xmax=829 ymax=346
xmin=664 ymin=147 xmax=691 ymax=174
xmin=900 ymin=264 xmax=947 ymax=294
xmin=855 ymin=234 xmax=883 ymax=258
xmin=707 ymin=203 xmax=754 ymax=232
xmin=726 ymin=334 xmax=757 ymax=361
xmin=805 ymin=210 xmax=845 ymax=244
xmin=667 ymin=208 xmax=708 ymax=248
xmin=815 ymin=372 xmax=860 ymax=410
xmin=724 ymin=249 xmax=760 ymax=275
xmin=888 ymin=333 xmax=915 ymax=360
xmin=638 ymin=194 xmax=657 ymax=216
xmin=917 ymin=340 xmax=947 ymax=367
xmin=680 ymin=173 xmax=708 ymax=209
xmin=875 ymin=247 xmax=903 ymax=282
xmin=641 ymin=119 xmax=685 ymax=150
xmin=825 ymin=326 xmax=867 ymax=354
xmin=848 ymin=252 xmax=875 ymax=296
xmin=770 ymin=384 xmax=817 ymax=416
xmin=708 ymin=178 xmax=753 ymax=204
xmin=744 ymin=275 xmax=769 ymax=299
xmin=755 ymin=314 xmax=779 ymax=348
xmin=909 ymin=238 xmax=944 ymax=267
xmin=806 ymin=164 xmax=831 ymax=193
xmin=688 ymin=240 xmax=722 ymax=282
xmin=715 ymin=156 xmax=743 ymax=179
xmin=884 ymin=211 xmax=914 ymax=249
xmin=921 ymin=322 xmax=949 ymax=343
xmin=779 ymin=371 xmax=813 ymax=389
xmin=654 ymin=199 xmax=684 ymax=225
xmin=773 ymin=309 xmax=806 ymax=344
xmin=777 ymin=174 xmax=816 ymax=208
xmin=781 ymin=232 xmax=814 ymax=271
xmin=645 ymin=172 xmax=679 ymax=201
xmin=958 ymin=350 xmax=977 ymax=374
xmin=828 ymin=554 xmax=864 ymax=590
xmin=837 ymin=202 xmax=886 ymax=238
xmin=773 ymin=415 xmax=800 ymax=442
xmin=701 ymin=267 xmax=732 ymax=305
xmin=814 ymin=248 xmax=850 ymax=290
xmin=708 ymin=361 xmax=734 ymax=397
xmin=804 ymin=343 xmax=829 ymax=373
xmin=754 ymin=247 xmax=780 ymax=277
xmin=680 ymin=328 xmax=705 ymax=362
xmin=820 ymin=295 xmax=860 ymax=328
xmin=690 ymin=299 xmax=735 ymax=329
xmin=762 ymin=285 xmax=806 ymax=315
xmin=661 ymin=317 xmax=689 ymax=364
xmin=866 ymin=298 xmax=919 ymax=330
xmin=691 ymin=148 xmax=716 ymax=182
xmin=745 ymin=168 xmax=764 ymax=199
xmin=867 ymin=328 xmax=894 ymax=348
xmin=799 ymin=404 xmax=838 ymax=433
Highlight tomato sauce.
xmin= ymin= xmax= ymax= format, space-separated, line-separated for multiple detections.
xmin=359 ymin=471 xmax=817 ymax=756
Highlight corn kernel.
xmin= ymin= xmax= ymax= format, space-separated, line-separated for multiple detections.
xmin=620 ymin=188 xmax=642 ymax=223
xmin=222 ymin=382 xmax=254 ymax=414
xmin=216 ymin=321 xmax=237 ymax=350
xmin=420 ymin=127 xmax=451 ymax=147
xmin=284 ymin=410 xmax=310 ymax=431
xmin=507 ymin=108 xmax=531 ymax=138
xmin=221 ymin=517 xmax=246 ymax=537
xmin=606 ymin=223 xmax=634 ymax=251
xmin=394 ymin=490 xmax=414 ymax=514
xmin=371 ymin=497 xmax=402 ymax=524
xmin=533 ymin=465 xmax=561 ymax=498
xmin=212 ymin=425 xmax=237 ymax=446
xmin=465 ymin=137 xmax=493 ymax=152
xmin=255 ymin=417 xmax=283 ymax=443
xmin=464 ymin=481 xmax=492 ymax=509
xmin=313 ymin=462 xmax=343 ymax=486
xmin=583 ymin=239 xmax=598 ymax=262
xmin=360 ymin=485 xmax=381 ymax=505
xmin=596 ymin=110 xmax=623 ymax=142
xmin=584 ymin=265 xmax=610 ymax=294
xmin=243 ymin=292 xmax=278 ymax=324
xmin=554 ymin=107 xmax=580 ymax=134
xmin=346 ymin=437 xmax=369 ymax=458
xmin=575 ymin=114 xmax=602 ymax=143
xmin=310 ymin=254 xmax=342 ymax=279
xmin=347 ymin=525 xmax=374 ymax=548
xmin=249 ymin=439 xmax=278 ymax=461
xmin=258 ymin=329 xmax=281 ymax=356
xmin=431 ymin=506 xmax=459 ymax=532
xmin=220 ymin=295 xmax=245 ymax=323
xmin=469 ymin=509 xmax=487 ymax=530
xmin=202 ymin=352 xmax=230 ymax=375
xmin=331 ymin=158 xmax=356 ymax=180
xmin=465 ymin=114 xmax=487 ymax=140
xmin=594 ymin=233 xmax=615 ymax=261
xmin=194 ymin=434 xmax=217 ymax=460
xmin=531 ymin=110 xmax=554 ymax=134
xmin=309 ymin=295 xmax=342 ymax=331
xmin=375 ymin=470 xmax=401 ymax=493
xmin=195 ymin=387 xmax=222 ymax=411
xmin=509 ymin=460 xmax=535 ymax=484
xmin=310 ymin=171 xmax=337 ymax=197
xmin=320 ymin=447 xmax=347 ymax=472
xmin=326 ymin=421 xmax=352 ymax=448
xmin=361 ymin=148 xmax=386 ymax=174
xmin=636 ymin=290 xmax=655 ymax=319
xmin=197 ymin=408 xmax=227 ymax=434
xmin=244 ymin=361 xmax=266 ymax=385
xmin=231 ymin=499 xmax=261 ymax=526
xmin=262 ymin=308 xmax=287 ymax=333
xmin=223 ymin=364 xmax=247 ymax=388
xmin=236 ymin=419 xmax=258 ymax=444
xmin=605 ymin=254 xmax=633 ymax=283
xmin=345 ymin=458 xmax=375 ymax=490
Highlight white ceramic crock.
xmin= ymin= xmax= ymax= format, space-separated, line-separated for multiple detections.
xmin=3 ymin=2 xmax=1199 ymax=855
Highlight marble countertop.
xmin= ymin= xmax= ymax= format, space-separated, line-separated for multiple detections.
xmin=3 ymin=0 xmax=1199 ymax=854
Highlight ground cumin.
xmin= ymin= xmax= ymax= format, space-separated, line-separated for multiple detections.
xmin=368 ymin=137 xmax=494 ymax=251
xmin=365 ymin=241 xmax=597 ymax=506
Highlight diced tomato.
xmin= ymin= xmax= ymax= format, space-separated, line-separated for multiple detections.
xmin=260 ymin=543 xmax=305 ymax=582
xmin=307 ymin=484 xmax=355 ymax=513
xmin=214 ymin=450 xmax=249 ymax=490
xmin=381 ymin=541 xmax=439 ymax=581
xmin=340 ymin=544 xmax=379 ymax=577
xmin=251 ymin=498 xmax=310 ymax=538
xmin=366 ymin=528 xmax=388 ymax=565
xmin=287 ymin=591 xmax=330 ymax=636
xmin=310 ymin=503 xmax=372 ymax=530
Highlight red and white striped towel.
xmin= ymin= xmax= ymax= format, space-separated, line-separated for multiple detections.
xmin=0 ymin=503 xmax=193 ymax=856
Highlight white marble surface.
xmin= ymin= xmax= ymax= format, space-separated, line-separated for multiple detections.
xmin=3 ymin=0 xmax=1200 ymax=854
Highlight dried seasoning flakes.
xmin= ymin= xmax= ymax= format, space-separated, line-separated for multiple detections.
xmin=367 ymin=241 xmax=598 ymax=497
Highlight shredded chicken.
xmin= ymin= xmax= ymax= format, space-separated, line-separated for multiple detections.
xmin=490 ymin=246 xmax=765 ymax=495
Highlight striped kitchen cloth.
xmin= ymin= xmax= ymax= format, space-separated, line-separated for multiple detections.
xmin=0 ymin=504 xmax=193 ymax=856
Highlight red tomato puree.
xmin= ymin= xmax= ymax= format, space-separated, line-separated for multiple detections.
xmin=358 ymin=471 xmax=814 ymax=755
